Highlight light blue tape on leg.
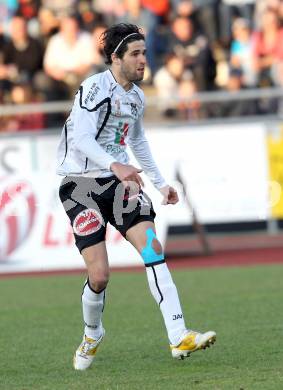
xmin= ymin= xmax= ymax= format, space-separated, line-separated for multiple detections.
xmin=141 ymin=228 xmax=164 ymax=265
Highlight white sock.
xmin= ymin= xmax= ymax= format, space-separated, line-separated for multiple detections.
xmin=146 ymin=263 xmax=187 ymax=345
xmin=81 ymin=280 xmax=105 ymax=339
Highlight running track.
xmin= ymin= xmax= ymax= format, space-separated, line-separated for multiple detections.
xmin=0 ymin=245 xmax=282 ymax=279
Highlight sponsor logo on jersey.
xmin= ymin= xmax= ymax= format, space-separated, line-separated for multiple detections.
xmin=106 ymin=144 xmax=124 ymax=154
xmin=115 ymin=122 xmax=129 ymax=145
xmin=84 ymin=83 xmax=100 ymax=105
xmin=73 ymin=209 xmax=102 ymax=236
xmin=114 ymin=99 xmax=121 ymax=116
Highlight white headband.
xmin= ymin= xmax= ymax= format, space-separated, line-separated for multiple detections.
xmin=113 ymin=33 xmax=140 ymax=54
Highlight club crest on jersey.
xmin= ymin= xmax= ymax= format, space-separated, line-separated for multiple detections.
xmin=115 ymin=122 xmax=129 ymax=145
xmin=130 ymin=103 xmax=138 ymax=117
xmin=73 ymin=209 xmax=103 ymax=236
xmin=122 ymin=102 xmax=139 ymax=118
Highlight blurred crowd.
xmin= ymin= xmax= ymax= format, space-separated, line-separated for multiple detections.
xmin=1 ymin=0 xmax=283 ymax=130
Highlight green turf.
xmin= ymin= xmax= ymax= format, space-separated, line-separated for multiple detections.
xmin=0 ymin=264 xmax=282 ymax=390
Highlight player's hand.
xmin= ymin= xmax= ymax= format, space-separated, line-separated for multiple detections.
xmin=110 ymin=162 xmax=144 ymax=189
xmin=160 ymin=185 xmax=179 ymax=205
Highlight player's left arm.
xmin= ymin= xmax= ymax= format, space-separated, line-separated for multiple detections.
xmin=128 ymin=117 xmax=178 ymax=205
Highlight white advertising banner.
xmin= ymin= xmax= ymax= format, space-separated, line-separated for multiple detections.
xmin=0 ymin=123 xmax=270 ymax=272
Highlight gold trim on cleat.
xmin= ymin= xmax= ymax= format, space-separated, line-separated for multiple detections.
xmin=171 ymin=330 xmax=216 ymax=359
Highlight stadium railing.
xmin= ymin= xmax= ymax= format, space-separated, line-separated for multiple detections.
xmin=1 ymin=86 xmax=283 ymax=120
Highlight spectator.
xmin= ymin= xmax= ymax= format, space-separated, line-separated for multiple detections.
xmin=153 ymin=53 xmax=202 ymax=119
xmin=218 ymin=68 xmax=257 ymax=117
xmin=0 ymin=80 xmax=45 ymax=132
xmin=37 ymin=6 xmax=59 ymax=49
xmin=118 ymin=0 xmax=153 ymax=34
xmin=219 ymin=0 xmax=255 ymax=45
xmin=0 ymin=0 xmax=18 ymax=27
xmin=43 ymin=12 xmax=93 ymax=99
xmin=92 ymin=0 xmax=125 ymax=25
xmin=252 ymin=7 xmax=283 ymax=87
xmin=41 ymin=0 xmax=77 ymax=16
xmin=77 ymin=3 xmax=105 ymax=33
xmin=141 ymin=0 xmax=171 ymax=75
xmin=168 ymin=16 xmax=216 ymax=90
xmin=0 ymin=22 xmax=8 ymax=56
xmin=17 ymin=0 xmax=39 ymax=21
xmin=230 ymin=17 xmax=256 ymax=87
xmin=0 ymin=14 xmax=44 ymax=94
xmin=153 ymin=53 xmax=185 ymax=116
xmin=192 ymin=0 xmax=220 ymax=45
xmin=178 ymin=75 xmax=203 ymax=119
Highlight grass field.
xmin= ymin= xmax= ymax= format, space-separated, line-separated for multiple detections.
xmin=0 ymin=263 xmax=282 ymax=390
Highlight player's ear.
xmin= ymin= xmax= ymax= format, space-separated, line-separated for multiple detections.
xmin=111 ymin=53 xmax=120 ymax=65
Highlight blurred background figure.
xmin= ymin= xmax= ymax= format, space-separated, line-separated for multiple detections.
xmin=229 ymin=17 xmax=256 ymax=87
xmin=252 ymin=7 xmax=283 ymax=88
xmin=37 ymin=6 xmax=59 ymax=49
xmin=219 ymin=0 xmax=255 ymax=46
xmin=43 ymin=12 xmax=93 ymax=100
xmin=0 ymin=80 xmax=45 ymax=132
xmin=17 ymin=0 xmax=39 ymax=21
xmin=92 ymin=0 xmax=125 ymax=26
xmin=218 ymin=67 xmax=257 ymax=117
xmin=0 ymin=0 xmax=19 ymax=29
xmin=168 ymin=15 xmax=216 ymax=91
xmin=192 ymin=0 xmax=220 ymax=46
xmin=153 ymin=52 xmax=203 ymax=119
xmin=41 ymin=0 xmax=77 ymax=16
xmin=178 ymin=74 xmax=203 ymax=120
xmin=153 ymin=53 xmax=185 ymax=117
xmin=0 ymin=13 xmax=44 ymax=100
xmin=118 ymin=0 xmax=152 ymax=32
xmin=141 ymin=0 xmax=170 ymax=77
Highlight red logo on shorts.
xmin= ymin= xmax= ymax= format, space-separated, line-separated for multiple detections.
xmin=73 ymin=209 xmax=102 ymax=236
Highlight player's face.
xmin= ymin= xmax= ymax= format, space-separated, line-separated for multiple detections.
xmin=119 ymin=40 xmax=146 ymax=82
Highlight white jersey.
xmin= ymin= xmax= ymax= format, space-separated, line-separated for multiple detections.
xmin=56 ymin=69 xmax=167 ymax=190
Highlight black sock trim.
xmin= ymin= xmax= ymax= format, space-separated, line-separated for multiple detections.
xmin=151 ymin=266 xmax=164 ymax=306
xmin=145 ymin=259 xmax=165 ymax=267
xmin=102 ymin=291 xmax=106 ymax=312
xmin=87 ymin=278 xmax=106 ymax=294
xmin=81 ymin=279 xmax=88 ymax=300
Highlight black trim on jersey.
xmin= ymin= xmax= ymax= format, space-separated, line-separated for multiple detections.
xmin=60 ymin=122 xmax=68 ymax=165
xmin=145 ymin=259 xmax=165 ymax=268
xmin=78 ymin=86 xmax=111 ymax=141
xmin=151 ymin=265 xmax=164 ymax=306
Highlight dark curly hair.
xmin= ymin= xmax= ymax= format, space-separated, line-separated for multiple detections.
xmin=101 ymin=23 xmax=145 ymax=65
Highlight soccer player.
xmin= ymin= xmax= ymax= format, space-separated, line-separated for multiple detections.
xmin=56 ymin=23 xmax=216 ymax=370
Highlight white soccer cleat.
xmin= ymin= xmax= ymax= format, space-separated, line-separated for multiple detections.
xmin=73 ymin=329 xmax=105 ymax=370
xmin=170 ymin=330 xmax=216 ymax=360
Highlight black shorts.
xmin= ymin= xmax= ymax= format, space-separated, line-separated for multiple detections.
xmin=59 ymin=175 xmax=156 ymax=252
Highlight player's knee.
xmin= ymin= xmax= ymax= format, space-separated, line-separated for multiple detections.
xmin=141 ymin=228 xmax=164 ymax=266
xmin=152 ymin=238 xmax=163 ymax=255
xmin=89 ymin=273 xmax=109 ymax=292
